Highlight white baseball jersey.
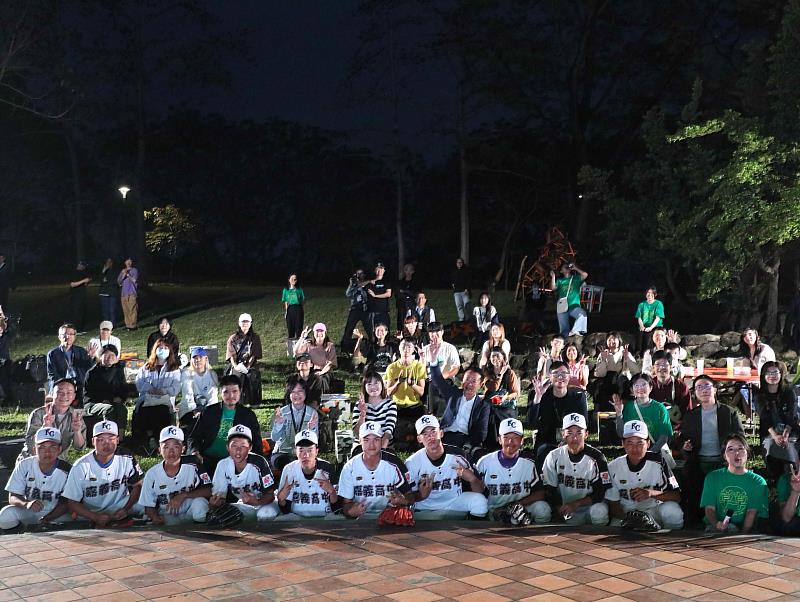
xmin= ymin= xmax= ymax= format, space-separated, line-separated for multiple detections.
xmin=542 ymin=444 xmax=611 ymax=504
xmin=338 ymin=450 xmax=411 ymax=513
xmin=278 ymin=459 xmax=338 ymax=517
xmin=405 ymin=444 xmax=475 ymax=511
xmin=5 ymin=457 xmax=72 ymax=515
xmin=61 ymin=449 xmax=143 ymax=512
xmin=476 ymin=450 xmax=542 ymax=510
xmin=139 ymin=456 xmax=211 ymax=510
xmin=605 ymin=451 xmax=679 ymax=512
xmin=212 ymin=453 xmax=275 ymax=502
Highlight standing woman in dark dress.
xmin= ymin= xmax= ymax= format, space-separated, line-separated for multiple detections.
xmin=147 ymin=317 xmax=180 ymax=357
xmin=282 ymin=273 xmax=305 ymax=355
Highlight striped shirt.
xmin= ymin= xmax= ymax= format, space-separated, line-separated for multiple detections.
xmin=351 ymin=398 xmax=398 ymax=437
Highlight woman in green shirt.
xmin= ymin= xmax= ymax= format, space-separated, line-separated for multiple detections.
xmin=613 ymin=373 xmax=673 ymax=465
xmin=282 ymin=273 xmax=305 ymax=344
xmin=635 ymin=286 xmax=665 ymax=353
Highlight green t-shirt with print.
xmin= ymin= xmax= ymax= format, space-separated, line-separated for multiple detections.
xmin=777 ymin=473 xmax=800 ymax=518
xmin=622 ymin=399 xmax=673 ymax=442
xmin=634 ymin=300 xmax=665 ymax=327
xmin=555 ymin=275 xmax=582 ymax=309
xmin=206 ymin=406 xmax=237 ymax=459
xmin=282 ymin=287 xmax=305 ymax=305
xmin=700 ymin=468 xmax=769 ymax=526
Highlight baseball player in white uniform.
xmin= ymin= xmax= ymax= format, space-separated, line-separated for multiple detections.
xmin=542 ymin=413 xmax=611 ymax=526
xmin=140 ymin=426 xmax=212 ymax=525
xmin=338 ymin=421 xmax=412 ymax=517
xmin=0 ymin=427 xmax=71 ymax=531
xmin=275 ymin=429 xmax=340 ymax=519
xmin=476 ymin=418 xmax=551 ymax=523
xmin=606 ymin=420 xmax=683 ymax=530
xmin=62 ymin=420 xmax=144 ymax=526
xmin=209 ymin=424 xmax=278 ymax=521
xmin=405 ymin=415 xmax=488 ymax=519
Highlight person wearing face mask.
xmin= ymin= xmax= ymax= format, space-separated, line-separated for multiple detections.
xmin=18 ymin=379 xmax=86 ymax=463
xmin=226 ymin=313 xmax=263 ymax=405
xmin=83 ymin=345 xmax=129 ymax=432
xmin=133 ymin=338 xmax=182 ymax=452
xmin=147 ymin=317 xmax=179 ymax=357
xmin=178 ymin=347 xmax=219 ymax=429
xmin=270 ymin=377 xmax=318 ymax=471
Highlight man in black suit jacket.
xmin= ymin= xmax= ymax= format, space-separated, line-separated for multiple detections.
xmin=46 ymin=324 xmax=98 ymax=403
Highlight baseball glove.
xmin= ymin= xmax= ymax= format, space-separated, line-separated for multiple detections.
xmin=621 ymin=509 xmax=660 ymax=532
xmin=492 ymin=502 xmax=531 ymax=526
xmin=205 ymin=503 xmax=244 ymax=528
xmin=377 ymin=505 xmax=415 ymax=527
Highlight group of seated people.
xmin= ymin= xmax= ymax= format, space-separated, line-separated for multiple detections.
xmin=5 ymin=306 xmax=798 ymax=537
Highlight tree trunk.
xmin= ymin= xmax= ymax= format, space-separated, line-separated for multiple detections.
xmin=760 ymin=254 xmax=781 ymax=335
xmin=459 ymin=141 xmax=469 ymax=264
xmin=395 ymin=177 xmax=405 ymax=276
xmin=63 ymin=121 xmax=84 ymax=263
xmin=663 ymin=258 xmax=692 ymax=311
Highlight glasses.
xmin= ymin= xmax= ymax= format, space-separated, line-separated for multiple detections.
xmin=551 ymin=372 xmax=570 ymax=379
xmin=632 ymin=382 xmax=650 ymax=389
xmin=695 ymin=383 xmax=714 ymax=391
xmin=725 ymin=446 xmax=747 ymax=455
xmin=765 ymin=370 xmax=781 ymax=376
xmin=654 ymin=363 xmax=670 ymax=371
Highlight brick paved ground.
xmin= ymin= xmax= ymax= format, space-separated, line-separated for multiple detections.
xmin=2 ymin=523 xmax=800 ymax=601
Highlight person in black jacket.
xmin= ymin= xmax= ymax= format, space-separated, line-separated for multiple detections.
xmin=450 ymin=258 xmax=471 ymax=322
xmin=756 ymin=361 xmax=800 ymax=478
xmin=83 ymin=345 xmax=129 ymax=432
xmin=0 ymin=309 xmax=13 ymax=405
xmin=46 ymin=323 xmax=98 ymax=404
xmin=146 ymin=317 xmax=180 ymax=357
xmin=527 ymin=361 xmax=588 ymax=467
xmin=187 ymin=374 xmax=262 ymax=476
xmin=679 ymin=374 xmax=744 ymax=526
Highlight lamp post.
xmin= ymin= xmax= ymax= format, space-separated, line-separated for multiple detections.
xmin=119 ymin=186 xmax=131 ymax=256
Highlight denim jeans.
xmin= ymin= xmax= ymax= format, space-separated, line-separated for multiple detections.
xmin=453 ymin=291 xmax=470 ymax=321
xmin=99 ymin=295 xmax=117 ymax=324
xmin=557 ymin=306 xmax=588 ymax=337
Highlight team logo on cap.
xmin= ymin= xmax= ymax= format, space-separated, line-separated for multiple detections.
xmin=235 ymin=425 xmax=246 ymax=433
xmin=569 ymin=413 xmax=580 ymax=422
xmin=101 ymin=422 xmax=112 ymax=430
xmin=167 ymin=427 xmax=177 ymax=436
xmin=630 ymin=422 xmax=642 ymax=431
xmin=420 ymin=416 xmax=431 ymax=425
xmin=506 ymin=419 xmax=518 ymax=430
xmin=300 ymin=430 xmax=312 ymax=438
xmin=365 ymin=423 xmax=376 ymax=431
xmin=44 ymin=428 xmax=57 ymax=438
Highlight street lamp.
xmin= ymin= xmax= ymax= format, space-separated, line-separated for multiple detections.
xmin=119 ymin=186 xmax=131 ymax=256
xmin=119 ymin=186 xmax=131 ymax=200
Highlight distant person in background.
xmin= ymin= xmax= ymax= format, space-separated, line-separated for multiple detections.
xmin=46 ymin=323 xmax=98 ymax=401
xmin=98 ymin=258 xmax=118 ymax=324
xmin=450 ymin=257 xmax=471 ymax=322
xmin=550 ymin=261 xmax=588 ymax=338
xmin=0 ymin=253 xmax=14 ymax=311
xmin=282 ymin=273 xmax=305 ymax=356
xmin=88 ymin=321 xmax=122 ymax=359
xmin=117 ymin=257 xmax=138 ymax=330
xmin=740 ymin=327 xmax=776 ymax=375
xmin=399 ymin=315 xmax=428 ymax=347
xmin=178 ymin=347 xmax=219 ymax=428
xmin=564 ymin=343 xmax=589 ymax=389
xmin=365 ymin=262 xmax=392 ymax=339
xmin=292 ymin=323 xmax=336 ymax=392
xmin=340 ymin=268 xmax=369 ymax=354
xmin=69 ymin=261 xmax=91 ymax=332
xmin=18 ymin=378 xmax=86 ymax=462
xmin=147 ymin=317 xmax=179 ymax=357
xmin=473 ymin=292 xmax=498 ymax=347
xmin=536 ymin=334 xmax=565 ymax=379
xmin=226 ymin=313 xmax=263 ymax=405
xmin=83 ymin=344 xmax=129 ymax=432
xmin=478 ymin=323 xmax=511 ymax=369
xmin=634 ymin=286 xmax=665 ymax=353
xmin=411 ymin=291 xmax=435 ymax=332
xmin=395 ymin=263 xmax=417 ymax=331
xmin=0 ymin=309 xmax=13 ymax=405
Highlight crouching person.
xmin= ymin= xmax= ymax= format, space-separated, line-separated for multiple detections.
xmin=140 ymin=426 xmax=211 ymax=525
xmin=0 ymin=428 xmax=71 ymax=532
xmin=405 ymin=415 xmax=488 ymax=519
xmin=338 ymin=421 xmax=412 ymax=518
xmin=542 ymin=413 xmax=610 ymax=526
xmin=606 ymin=420 xmax=683 ymax=531
xmin=209 ymin=425 xmax=278 ymax=521
xmin=275 ymin=430 xmax=340 ymax=519
xmin=476 ymin=418 xmax=551 ymax=524
xmin=61 ymin=420 xmax=144 ymax=527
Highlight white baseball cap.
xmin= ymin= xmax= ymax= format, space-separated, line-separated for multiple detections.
xmin=295 ymin=429 xmax=318 ymax=446
xmin=622 ymin=420 xmax=649 ymax=440
xmin=227 ymin=424 xmax=252 ymax=442
xmin=562 ymin=413 xmax=587 ymax=431
xmin=99 ymin=320 xmax=113 ymax=331
xmin=359 ymin=421 xmax=383 ymax=439
xmin=415 ymin=415 xmax=440 ymax=434
xmin=35 ymin=427 xmax=62 ymax=444
xmin=93 ymin=420 xmax=119 ymax=437
xmin=238 ymin=313 xmax=252 ymax=323
xmin=159 ymin=425 xmax=184 ymax=443
xmin=498 ymin=418 xmax=524 ymax=437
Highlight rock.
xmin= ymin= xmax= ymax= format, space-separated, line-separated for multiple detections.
xmin=681 ymin=334 xmax=721 ymax=346
xmin=510 ymin=353 xmax=527 ymax=370
xmin=719 ymin=331 xmax=740 ymax=347
xmin=694 ymin=342 xmax=723 ymax=357
xmin=770 ymin=336 xmax=789 ymax=353
xmin=585 ymin=332 xmax=608 ymax=348
xmin=781 ymin=350 xmax=798 ymax=361
xmin=729 ymin=344 xmax=740 ymax=354
xmin=715 ymin=358 xmax=728 ymax=368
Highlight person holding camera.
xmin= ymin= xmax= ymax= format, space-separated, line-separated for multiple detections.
xmin=550 ymin=262 xmax=588 ymax=338
xmin=340 ymin=269 xmax=369 ymax=354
